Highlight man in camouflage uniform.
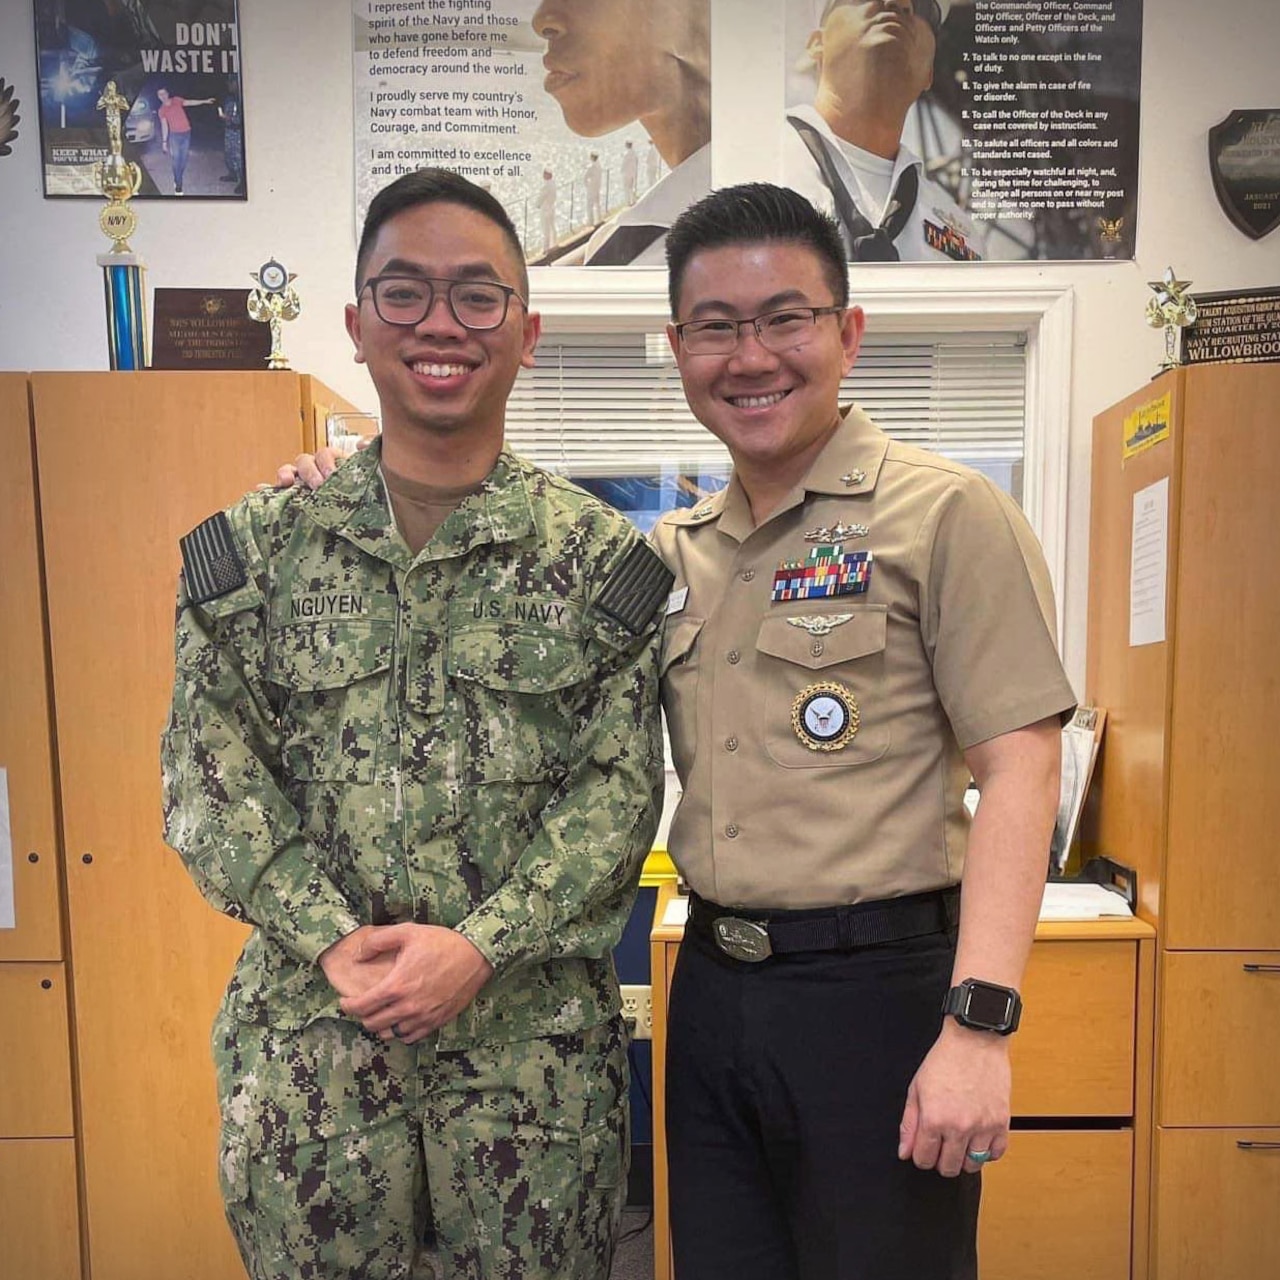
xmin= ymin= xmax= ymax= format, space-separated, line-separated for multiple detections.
xmin=162 ymin=169 xmax=670 ymax=1279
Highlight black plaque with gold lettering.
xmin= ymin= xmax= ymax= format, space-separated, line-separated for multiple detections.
xmin=1208 ymin=110 xmax=1280 ymax=241
xmin=1180 ymin=287 xmax=1280 ymax=367
xmin=151 ymin=288 xmax=270 ymax=370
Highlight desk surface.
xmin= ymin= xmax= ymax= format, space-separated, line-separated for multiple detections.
xmin=650 ymin=881 xmax=1156 ymax=945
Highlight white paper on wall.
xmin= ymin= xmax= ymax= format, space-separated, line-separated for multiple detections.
xmin=1129 ymin=476 xmax=1169 ymax=647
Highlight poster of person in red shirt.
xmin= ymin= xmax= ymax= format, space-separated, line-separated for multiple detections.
xmin=33 ymin=0 xmax=247 ymax=200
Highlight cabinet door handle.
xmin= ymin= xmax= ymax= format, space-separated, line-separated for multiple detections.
xmin=1237 ymin=1141 xmax=1280 ymax=1150
xmin=1242 ymin=964 xmax=1280 ymax=973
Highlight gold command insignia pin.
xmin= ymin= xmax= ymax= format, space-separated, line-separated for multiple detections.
xmin=791 ymin=680 xmax=860 ymax=751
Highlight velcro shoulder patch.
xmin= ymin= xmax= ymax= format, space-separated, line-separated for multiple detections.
xmin=180 ymin=512 xmax=249 ymax=605
xmin=595 ymin=541 xmax=675 ymax=635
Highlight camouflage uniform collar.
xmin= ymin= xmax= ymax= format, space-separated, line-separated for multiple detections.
xmin=803 ymin=404 xmax=890 ymax=496
xmin=300 ymin=439 xmax=538 ymax=566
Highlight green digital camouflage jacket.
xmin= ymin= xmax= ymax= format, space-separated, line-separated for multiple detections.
xmin=162 ymin=442 xmax=668 ymax=1047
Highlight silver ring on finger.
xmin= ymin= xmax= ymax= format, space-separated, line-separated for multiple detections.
xmin=966 ymin=1148 xmax=994 ymax=1165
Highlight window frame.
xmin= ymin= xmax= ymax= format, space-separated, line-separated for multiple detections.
xmin=527 ymin=271 xmax=1074 ymax=646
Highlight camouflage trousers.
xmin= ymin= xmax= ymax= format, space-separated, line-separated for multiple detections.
xmin=212 ymin=1007 xmax=629 ymax=1280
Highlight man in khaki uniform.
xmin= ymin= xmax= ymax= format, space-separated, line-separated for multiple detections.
xmin=653 ymin=183 xmax=1075 ymax=1279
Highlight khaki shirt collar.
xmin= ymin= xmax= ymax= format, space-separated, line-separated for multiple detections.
xmin=301 ymin=438 xmax=539 ymax=568
xmin=803 ymin=404 xmax=890 ymax=497
xmin=661 ymin=404 xmax=890 ymax=542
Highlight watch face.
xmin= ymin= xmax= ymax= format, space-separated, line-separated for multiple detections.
xmin=963 ymin=982 xmax=1015 ymax=1029
xmin=258 ymin=259 xmax=287 ymax=291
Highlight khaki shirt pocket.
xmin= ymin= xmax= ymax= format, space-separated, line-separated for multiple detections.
xmin=268 ymin=619 xmax=394 ymax=783
xmin=756 ymin=605 xmax=891 ymax=768
xmin=447 ymin=614 xmax=587 ymax=783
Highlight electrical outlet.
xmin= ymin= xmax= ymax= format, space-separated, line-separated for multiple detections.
xmin=620 ymin=984 xmax=653 ymax=1040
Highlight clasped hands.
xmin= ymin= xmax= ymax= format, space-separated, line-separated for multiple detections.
xmin=319 ymin=923 xmax=494 ymax=1045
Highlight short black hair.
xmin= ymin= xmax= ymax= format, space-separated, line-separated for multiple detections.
xmin=665 ymin=183 xmax=849 ymax=316
xmin=354 ymin=168 xmax=528 ymax=297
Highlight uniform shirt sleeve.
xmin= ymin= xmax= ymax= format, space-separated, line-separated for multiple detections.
xmin=917 ymin=473 xmax=1077 ymax=749
xmin=161 ymin=504 xmax=363 ymax=965
xmin=455 ymin=533 xmax=668 ymax=974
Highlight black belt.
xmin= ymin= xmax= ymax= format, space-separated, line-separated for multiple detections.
xmin=687 ymin=887 xmax=959 ymax=963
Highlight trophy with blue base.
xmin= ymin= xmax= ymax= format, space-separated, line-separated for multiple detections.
xmin=94 ymin=81 xmax=148 ymax=370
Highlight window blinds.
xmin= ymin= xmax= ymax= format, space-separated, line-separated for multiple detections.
xmin=504 ymin=330 xmax=1028 ymax=488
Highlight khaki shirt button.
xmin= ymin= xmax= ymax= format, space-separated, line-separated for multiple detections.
xmin=727 ymin=649 xmax=741 ymax=665
xmin=725 ymin=823 xmax=739 ymax=839
xmin=810 ymin=639 xmax=825 ymax=657
xmin=725 ymin=736 xmax=739 ymax=751
xmin=741 ymin=568 xmax=756 ymax=582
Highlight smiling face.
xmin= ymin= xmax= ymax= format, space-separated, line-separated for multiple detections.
xmin=668 ymin=240 xmax=865 ymax=483
xmin=345 ymin=201 xmax=540 ymax=448
xmin=531 ymin=0 xmax=709 ymax=138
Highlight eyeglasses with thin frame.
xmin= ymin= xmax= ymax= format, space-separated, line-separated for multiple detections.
xmin=360 ymin=274 xmax=527 ymax=331
xmin=675 ymin=306 xmax=846 ymax=356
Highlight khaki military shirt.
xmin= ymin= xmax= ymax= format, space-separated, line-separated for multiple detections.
xmin=163 ymin=442 xmax=668 ymax=1045
xmin=651 ymin=406 xmax=1075 ymax=910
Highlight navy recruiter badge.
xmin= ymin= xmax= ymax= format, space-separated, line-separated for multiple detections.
xmin=792 ymin=681 xmax=860 ymax=752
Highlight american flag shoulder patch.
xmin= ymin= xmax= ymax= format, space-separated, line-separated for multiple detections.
xmin=596 ymin=541 xmax=675 ymax=635
xmin=771 ymin=545 xmax=873 ymax=603
xmin=180 ymin=512 xmax=248 ymax=606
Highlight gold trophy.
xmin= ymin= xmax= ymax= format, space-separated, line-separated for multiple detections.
xmin=248 ymin=259 xmax=301 ymax=370
xmin=1145 ymin=267 xmax=1198 ymax=374
xmin=95 ymin=80 xmax=147 ymax=369
xmin=95 ymin=80 xmax=142 ymax=253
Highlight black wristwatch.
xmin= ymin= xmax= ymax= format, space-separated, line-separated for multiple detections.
xmin=942 ymin=978 xmax=1022 ymax=1035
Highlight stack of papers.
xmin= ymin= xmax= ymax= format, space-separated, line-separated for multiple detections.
xmin=661 ymin=895 xmax=690 ymax=928
xmin=1039 ymin=881 xmax=1133 ymax=920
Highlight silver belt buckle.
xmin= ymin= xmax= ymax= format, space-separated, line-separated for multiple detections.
xmin=714 ymin=916 xmax=773 ymax=962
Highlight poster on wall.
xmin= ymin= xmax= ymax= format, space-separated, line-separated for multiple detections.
xmin=353 ymin=0 xmax=710 ymax=266
xmin=782 ymin=0 xmax=1142 ymax=262
xmin=33 ymin=0 xmax=245 ymax=199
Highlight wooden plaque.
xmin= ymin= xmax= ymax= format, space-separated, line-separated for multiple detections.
xmin=150 ymin=288 xmax=271 ymax=370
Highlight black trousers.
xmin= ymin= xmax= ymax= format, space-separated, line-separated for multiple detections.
xmin=667 ymin=919 xmax=980 ymax=1280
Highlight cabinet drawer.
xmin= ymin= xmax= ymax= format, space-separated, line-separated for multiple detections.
xmin=0 ymin=1138 xmax=82 ymax=1279
xmin=1011 ymin=940 xmax=1136 ymax=1116
xmin=1154 ymin=1127 xmax=1280 ymax=1280
xmin=0 ymin=964 xmax=75 ymax=1137
xmin=1159 ymin=951 xmax=1280 ymax=1126
xmin=979 ymin=1129 xmax=1132 ymax=1280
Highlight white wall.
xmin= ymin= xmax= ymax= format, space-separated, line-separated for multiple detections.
xmin=2 ymin=0 xmax=1278 ymax=688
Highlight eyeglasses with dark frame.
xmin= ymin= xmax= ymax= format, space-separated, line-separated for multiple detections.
xmin=674 ymin=306 xmax=846 ymax=356
xmin=359 ymin=274 xmax=527 ymax=331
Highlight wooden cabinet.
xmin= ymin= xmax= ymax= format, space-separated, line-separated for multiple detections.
xmin=0 ymin=374 xmax=82 ymax=1279
xmin=650 ymin=884 xmax=1156 ymax=1280
xmin=1085 ymin=365 xmax=1280 ymax=1278
xmin=0 ymin=1140 xmax=83 ymax=1280
xmin=0 ymin=373 xmax=65 ymax=964
xmin=979 ymin=1130 xmax=1133 ymax=1280
xmin=1152 ymin=1129 xmax=1280 ymax=1280
xmin=2 ymin=372 xmax=351 ymax=1280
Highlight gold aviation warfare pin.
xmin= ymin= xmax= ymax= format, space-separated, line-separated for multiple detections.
xmin=792 ymin=680 xmax=860 ymax=752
